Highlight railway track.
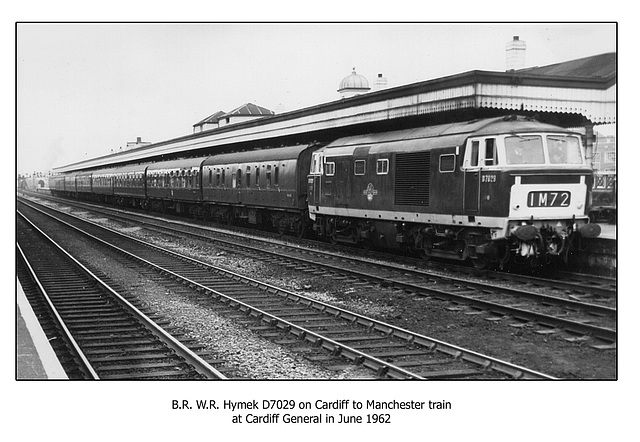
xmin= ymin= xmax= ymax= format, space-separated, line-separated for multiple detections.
xmin=33 ymin=195 xmax=616 ymax=345
xmin=17 ymin=212 xmax=228 ymax=380
xmin=18 ymin=197 xmax=555 ymax=379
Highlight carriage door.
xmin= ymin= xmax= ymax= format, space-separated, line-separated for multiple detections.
xmin=463 ymin=140 xmax=480 ymax=212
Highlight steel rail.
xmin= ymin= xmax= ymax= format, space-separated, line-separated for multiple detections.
xmin=20 ymin=199 xmax=555 ymax=380
xmin=17 ymin=244 xmax=100 ymax=379
xmin=68 ymin=201 xmax=614 ymax=341
xmin=17 ymin=210 xmax=228 ymax=380
xmin=28 ymin=193 xmax=617 ymax=299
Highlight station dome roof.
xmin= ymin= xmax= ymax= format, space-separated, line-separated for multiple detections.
xmin=338 ymin=68 xmax=371 ymax=93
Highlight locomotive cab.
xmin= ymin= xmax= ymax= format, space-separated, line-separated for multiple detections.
xmin=461 ymin=129 xmax=600 ymax=265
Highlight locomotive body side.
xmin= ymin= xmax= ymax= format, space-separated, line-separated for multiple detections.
xmin=308 ymin=116 xmax=600 ymax=268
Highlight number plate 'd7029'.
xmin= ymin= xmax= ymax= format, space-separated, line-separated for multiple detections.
xmin=527 ymin=191 xmax=571 ymax=207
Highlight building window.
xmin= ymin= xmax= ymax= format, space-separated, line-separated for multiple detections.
xmin=376 ymin=159 xmax=389 ymax=175
xmin=354 ymin=160 xmax=366 ymax=175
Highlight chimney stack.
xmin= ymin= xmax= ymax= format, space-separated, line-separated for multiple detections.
xmin=373 ymin=73 xmax=388 ymax=91
xmin=506 ymin=36 xmax=526 ymax=71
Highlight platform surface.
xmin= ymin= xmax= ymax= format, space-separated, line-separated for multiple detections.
xmin=16 ymin=280 xmax=68 ymax=380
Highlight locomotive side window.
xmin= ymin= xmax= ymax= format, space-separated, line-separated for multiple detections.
xmin=505 ymin=136 xmax=544 ymax=164
xmin=484 ymin=138 xmax=498 ymax=166
xmin=325 ymin=161 xmax=335 ymax=176
xmin=354 ymin=160 xmax=366 ymax=175
xmin=439 ymin=154 xmax=456 ymax=172
xmin=376 ymin=159 xmax=389 ymax=175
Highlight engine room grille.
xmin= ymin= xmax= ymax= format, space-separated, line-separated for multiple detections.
xmin=394 ymin=152 xmax=431 ymax=206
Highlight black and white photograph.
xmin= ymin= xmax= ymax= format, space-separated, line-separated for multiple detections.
xmin=10 ymin=12 xmax=630 ymax=441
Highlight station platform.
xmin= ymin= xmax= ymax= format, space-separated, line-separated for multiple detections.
xmin=16 ymin=279 xmax=68 ymax=380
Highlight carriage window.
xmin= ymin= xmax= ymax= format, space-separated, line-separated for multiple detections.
xmin=255 ymin=166 xmax=260 ymax=186
xmin=222 ymin=169 xmax=226 ymax=186
xmin=209 ymin=169 xmax=212 ymax=186
xmin=505 ymin=135 xmax=544 ymax=164
xmin=376 ymin=159 xmax=389 ymax=175
xmin=246 ymin=166 xmax=251 ymax=187
xmin=325 ymin=162 xmax=335 ymax=176
xmin=439 ymin=154 xmax=456 ymax=172
xmin=484 ymin=138 xmax=498 ymax=166
xmin=274 ymin=166 xmax=279 ymax=186
xmin=266 ymin=165 xmax=272 ymax=188
xmin=354 ymin=160 xmax=366 ymax=175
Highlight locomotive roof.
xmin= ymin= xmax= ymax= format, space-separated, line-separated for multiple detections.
xmin=319 ymin=116 xmax=577 ymax=155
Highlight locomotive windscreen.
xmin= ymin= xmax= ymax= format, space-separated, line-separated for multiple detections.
xmin=394 ymin=152 xmax=431 ymax=206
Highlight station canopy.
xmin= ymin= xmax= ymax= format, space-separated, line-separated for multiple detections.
xmin=55 ymin=52 xmax=616 ymax=174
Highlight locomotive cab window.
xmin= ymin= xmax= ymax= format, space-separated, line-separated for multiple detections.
xmin=505 ymin=135 xmax=545 ymax=165
xmin=548 ymin=135 xmax=583 ymax=164
xmin=484 ymin=138 xmax=498 ymax=166
xmin=311 ymin=153 xmax=323 ymax=175
xmin=354 ymin=160 xmax=366 ymax=175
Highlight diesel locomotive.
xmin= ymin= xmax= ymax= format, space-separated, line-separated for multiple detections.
xmin=50 ymin=115 xmax=601 ymax=269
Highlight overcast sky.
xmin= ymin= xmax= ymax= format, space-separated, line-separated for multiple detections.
xmin=16 ymin=23 xmax=617 ymax=175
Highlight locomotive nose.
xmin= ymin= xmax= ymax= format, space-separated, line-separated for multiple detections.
xmin=579 ymin=223 xmax=602 ymax=238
